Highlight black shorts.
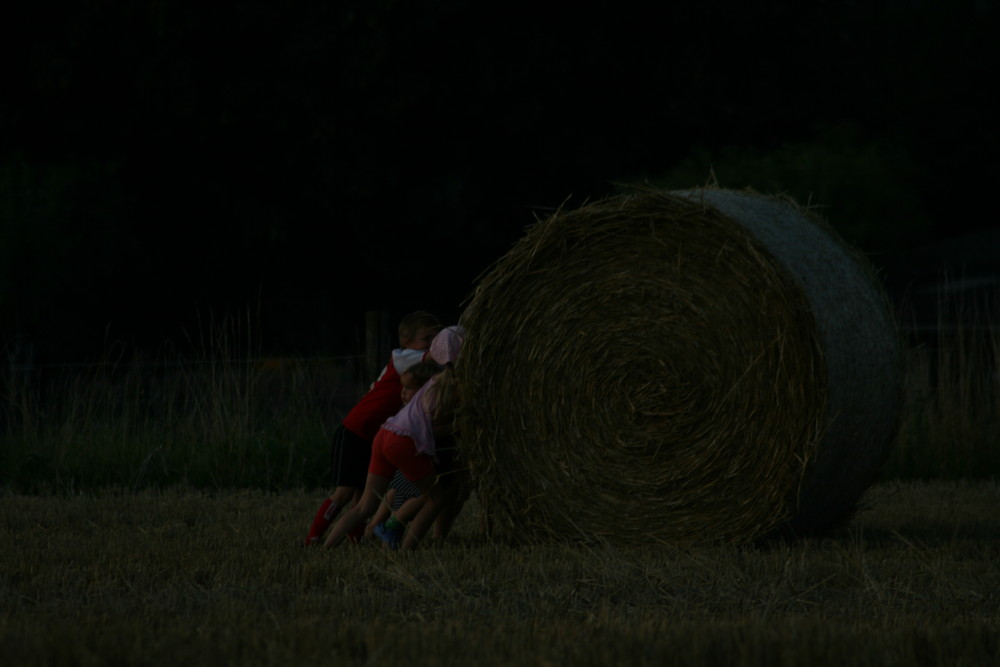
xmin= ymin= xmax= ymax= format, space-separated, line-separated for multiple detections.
xmin=329 ymin=423 xmax=372 ymax=489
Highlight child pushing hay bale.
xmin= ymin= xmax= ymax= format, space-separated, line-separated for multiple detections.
xmin=457 ymin=187 xmax=902 ymax=544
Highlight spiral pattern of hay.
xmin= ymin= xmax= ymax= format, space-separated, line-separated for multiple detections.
xmin=457 ymin=188 xmax=901 ymax=544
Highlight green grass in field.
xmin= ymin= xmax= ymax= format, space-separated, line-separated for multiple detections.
xmin=886 ymin=301 xmax=1000 ymax=479
xmin=4 ymin=311 xmax=998 ymax=490
xmin=1 ymin=350 xmax=346 ymax=492
xmin=1 ymin=481 xmax=998 ymax=666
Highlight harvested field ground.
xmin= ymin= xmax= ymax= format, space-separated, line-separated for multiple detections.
xmin=2 ymin=480 xmax=999 ymax=666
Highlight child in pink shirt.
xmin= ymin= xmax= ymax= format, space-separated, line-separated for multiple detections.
xmin=303 ymin=311 xmax=441 ymax=545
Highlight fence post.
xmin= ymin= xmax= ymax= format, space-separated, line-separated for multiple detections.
xmin=364 ymin=310 xmax=391 ymax=386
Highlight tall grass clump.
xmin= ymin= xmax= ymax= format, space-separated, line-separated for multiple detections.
xmin=1 ymin=315 xmax=357 ymax=492
xmin=888 ymin=287 xmax=1000 ymax=479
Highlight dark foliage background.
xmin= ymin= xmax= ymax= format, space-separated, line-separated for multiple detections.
xmin=2 ymin=1 xmax=997 ymax=362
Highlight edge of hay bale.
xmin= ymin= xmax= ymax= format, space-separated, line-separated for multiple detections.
xmin=675 ymin=187 xmax=904 ymax=533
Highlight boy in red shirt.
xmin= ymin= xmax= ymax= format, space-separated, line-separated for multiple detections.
xmin=304 ymin=311 xmax=441 ymax=545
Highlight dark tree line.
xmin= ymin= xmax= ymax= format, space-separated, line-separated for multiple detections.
xmin=2 ymin=1 xmax=997 ymax=361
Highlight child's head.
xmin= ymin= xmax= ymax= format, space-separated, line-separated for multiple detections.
xmin=426 ymin=326 xmax=464 ymax=435
xmin=428 ymin=325 xmax=465 ymax=367
xmin=398 ymin=311 xmax=442 ymax=351
xmin=400 ymin=360 xmax=441 ymax=405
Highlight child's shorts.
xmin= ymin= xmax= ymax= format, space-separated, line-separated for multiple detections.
xmin=389 ymin=470 xmax=422 ymax=510
xmin=369 ymin=428 xmax=435 ymax=483
xmin=329 ymin=423 xmax=372 ymax=488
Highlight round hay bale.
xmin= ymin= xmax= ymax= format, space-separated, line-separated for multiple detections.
xmin=457 ymin=187 xmax=902 ymax=544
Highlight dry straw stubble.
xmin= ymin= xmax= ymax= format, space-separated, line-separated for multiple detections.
xmin=457 ymin=188 xmax=901 ymax=545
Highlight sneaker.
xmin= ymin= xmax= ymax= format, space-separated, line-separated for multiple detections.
xmin=373 ymin=522 xmax=402 ymax=550
xmin=304 ymin=499 xmax=339 ymax=546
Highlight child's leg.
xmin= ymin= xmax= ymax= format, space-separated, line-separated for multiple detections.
xmin=364 ymin=487 xmax=396 ymax=539
xmin=400 ymin=475 xmax=451 ymax=550
xmin=389 ymin=471 xmax=423 ymax=511
xmin=427 ymin=443 xmax=469 ymax=541
xmin=372 ymin=430 xmax=441 ymax=549
xmin=371 ymin=495 xmax=426 ymax=550
xmin=305 ymin=485 xmax=358 ymax=545
xmin=323 ymin=474 xmax=391 ymax=549
xmin=308 ymin=424 xmax=372 ymax=544
xmin=395 ymin=495 xmax=425 ymax=523
xmin=345 ymin=487 xmax=368 ymax=542
xmin=431 ymin=474 xmax=471 ymax=540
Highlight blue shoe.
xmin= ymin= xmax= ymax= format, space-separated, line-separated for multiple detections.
xmin=374 ymin=522 xmax=402 ymax=550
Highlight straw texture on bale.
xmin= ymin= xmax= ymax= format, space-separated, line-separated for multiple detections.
xmin=457 ymin=188 xmax=901 ymax=544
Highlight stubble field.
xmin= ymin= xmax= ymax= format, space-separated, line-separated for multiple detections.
xmin=3 ymin=303 xmax=999 ymax=665
xmin=2 ymin=480 xmax=999 ymax=666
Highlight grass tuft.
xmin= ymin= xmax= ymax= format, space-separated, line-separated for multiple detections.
xmin=887 ymin=288 xmax=1000 ymax=479
xmin=1 ymin=317 xmax=359 ymax=492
